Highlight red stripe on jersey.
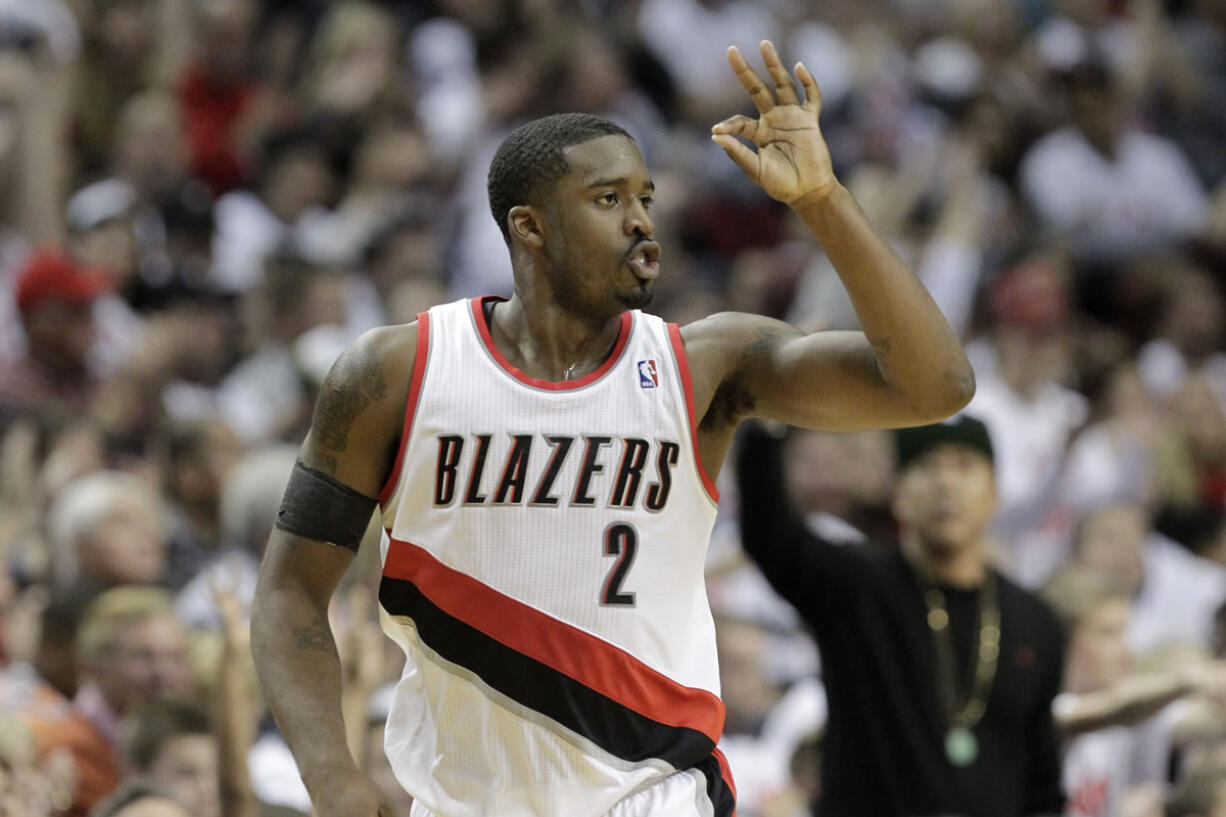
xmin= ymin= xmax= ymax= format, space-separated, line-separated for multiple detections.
xmin=666 ymin=323 xmax=720 ymax=503
xmin=378 ymin=312 xmax=431 ymax=506
xmin=713 ymin=747 xmax=740 ymax=816
xmin=382 ymin=534 xmax=725 ymax=743
xmin=471 ymin=296 xmax=633 ymax=391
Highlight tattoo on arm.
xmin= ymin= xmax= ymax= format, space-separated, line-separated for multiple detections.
xmin=315 ymin=345 xmax=388 ymax=455
xmin=292 ymin=621 xmax=335 ymax=653
xmin=741 ymin=325 xmax=800 ymax=366
xmin=702 ymin=325 xmax=802 ymax=431
xmin=868 ymin=335 xmax=894 ymax=358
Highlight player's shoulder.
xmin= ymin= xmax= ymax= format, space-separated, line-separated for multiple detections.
xmin=352 ymin=321 xmax=420 ymax=373
xmin=319 ymin=321 xmax=420 ymax=414
xmin=679 ymin=310 xmax=779 ymax=357
xmin=678 ymin=310 xmax=799 ymax=379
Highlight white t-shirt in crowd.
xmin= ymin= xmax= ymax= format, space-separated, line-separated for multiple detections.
xmin=1020 ymin=128 xmax=1207 ymax=262
xmin=1130 ymin=535 xmax=1226 ymax=657
xmin=1057 ymin=703 xmax=1182 ymax=817
xmin=637 ymin=0 xmax=776 ymax=100
xmin=967 ymin=371 xmax=1088 ymax=530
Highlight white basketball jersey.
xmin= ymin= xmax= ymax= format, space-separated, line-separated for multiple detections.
xmin=377 ymin=297 xmax=735 ymax=817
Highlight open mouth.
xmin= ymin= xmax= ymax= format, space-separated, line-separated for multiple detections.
xmin=625 ymin=241 xmax=661 ymax=281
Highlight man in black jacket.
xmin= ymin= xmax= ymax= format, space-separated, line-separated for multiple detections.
xmin=735 ymin=415 xmax=1065 ymax=817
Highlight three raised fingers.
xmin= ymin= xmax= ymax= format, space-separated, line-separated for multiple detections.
xmin=726 ymin=40 xmax=821 ymax=113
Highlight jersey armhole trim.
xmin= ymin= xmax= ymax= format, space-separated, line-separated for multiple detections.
xmin=378 ymin=312 xmax=431 ymax=506
xmin=667 ymin=322 xmax=719 ymax=504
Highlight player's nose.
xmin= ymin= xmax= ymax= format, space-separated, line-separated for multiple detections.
xmin=624 ymin=200 xmax=654 ymax=239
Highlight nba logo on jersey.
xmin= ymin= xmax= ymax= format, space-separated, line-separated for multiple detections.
xmin=638 ymin=359 xmax=658 ymax=388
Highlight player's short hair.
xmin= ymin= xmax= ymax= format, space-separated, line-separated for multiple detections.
xmin=487 ymin=113 xmax=632 ymax=244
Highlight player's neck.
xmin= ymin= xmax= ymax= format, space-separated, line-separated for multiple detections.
xmin=491 ymin=293 xmax=624 ymax=382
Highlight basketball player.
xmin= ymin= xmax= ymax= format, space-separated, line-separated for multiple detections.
xmin=251 ymin=41 xmax=974 ymax=817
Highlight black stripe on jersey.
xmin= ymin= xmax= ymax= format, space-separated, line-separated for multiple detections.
xmin=695 ymin=754 xmax=737 ymax=817
xmin=378 ymin=575 xmax=715 ymax=767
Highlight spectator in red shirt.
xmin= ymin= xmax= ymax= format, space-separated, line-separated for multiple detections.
xmin=0 ymin=251 xmax=112 ymax=419
xmin=178 ymin=0 xmax=261 ymax=193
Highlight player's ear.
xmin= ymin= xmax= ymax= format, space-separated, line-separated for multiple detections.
xmin=508 ymin=206 xmax=545 ymax=249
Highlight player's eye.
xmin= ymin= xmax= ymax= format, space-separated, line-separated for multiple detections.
xmin=640 ymin=196 xmax=654 ymax=211
xmin=598 ymin=192 xmax=618 ymax=205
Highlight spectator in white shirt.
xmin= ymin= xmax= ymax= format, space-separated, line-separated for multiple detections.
xmin=966 ymin=246 xmax=1088 ymax=582
xmin=1020 ymin=60 xmax=1208 ymax=265
xmin=1073 ymin=502 xmax=1226 ymax=657
xmin=1045 ymin=566 xmax=1226 ymax=817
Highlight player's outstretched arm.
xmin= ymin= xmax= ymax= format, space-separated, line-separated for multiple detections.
xmin=697 ymin=41 xmax=974 ymax=432
xmin=251 ymin=326 xmax=414 ymax=817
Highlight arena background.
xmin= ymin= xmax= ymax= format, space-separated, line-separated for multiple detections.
xmin=2 ymin=0 xmax=1226 ymax=815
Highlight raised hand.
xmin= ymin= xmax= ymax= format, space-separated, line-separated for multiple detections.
xmin=711 ymin=40 xmax=836 ymax=207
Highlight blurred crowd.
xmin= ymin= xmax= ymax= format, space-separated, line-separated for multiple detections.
xmin=1 ymin=0 xmax=1226 ymax=815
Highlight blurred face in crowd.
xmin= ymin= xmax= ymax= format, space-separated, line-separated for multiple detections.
xmin=113 ymin=797 xmax=193 ymax=817
xmin=73 ymin=219 xmax=138 ymax=285
xmin=716 ymin=618 xmax=779 ymax=735
xmin=387 ymin=278 xmax=447 ymax=326
xmin=169 ymin=420 xmax=242 ymax=511
xmin=1172 ymin=375 xmax=1226 ymax=465
xmin=1162 ymin=270 xmax=1224 ymax=358
xmin=97 ymin=0 xmax=153 ymax=67
xmin=169 ymin=303 xmax=234 ymax=385
xmin=78 ymin=493 xmax=167 ymax=585
xmin=370 ymin=224 xmax=438 ymax=298
xmin=263 ymin=148 xmax=335 ymax=224
xmin=90 ymin=612 xmax=192 ymax=716
xmin=991 ymin=257 xmax=1074 ymax=393
xmin=22 ymin=302 xmax=96 ymax=374
xmin=1102 ymin=364 xmax=1155 ymax=425
xmin=526 ymin=135 xmax=658 ymax=316
xmin=893 ymin=444 xmax=996 ymax=557
xmin=1065 ymin=597 xmax=1132 ymax=693
xmin=1053 ymin=0 xmax=1112 ymax=26
xmin=197 ymin=0 xmax=256 ymax=79
xmin=1074 ymin=504 xmax=1147 ymax=597
xmin=785 ymin=429 xmax=892 ymax=517
xmin=354 ymin=126 xmax=432 ymax=193
xmin=116 ymin=94 xmax=186 ymax=200
xmin=558 ymin=30 xmax=629 ymax=114
xmin=1070 ymin=79 xmax=1124 ymax=156
xmin=148 ymin=734 xmax=221 ymax=817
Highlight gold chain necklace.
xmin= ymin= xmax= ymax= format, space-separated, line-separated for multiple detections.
xmin=561 ymin=362 xmax=579 ymax=381
xmin=920 ymin=570 xmax=1000 ymax=767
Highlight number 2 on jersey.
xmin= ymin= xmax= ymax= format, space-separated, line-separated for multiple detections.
xmin=600 ymin=523 xmax=637 ymax=606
